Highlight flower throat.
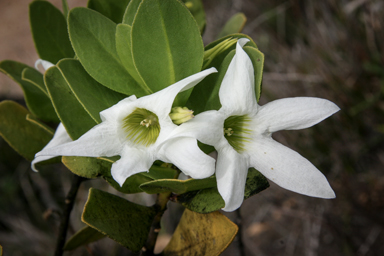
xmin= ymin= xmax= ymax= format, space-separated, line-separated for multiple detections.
xmin=223 ymin=115 xmax=251 ymax=153
xmin=123 ymin=108 xmax=160 ymax=146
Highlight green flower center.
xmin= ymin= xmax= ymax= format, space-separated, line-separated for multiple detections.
xmin=122 ymin=108 xmax=160 ymax=146
xmin=223 ymin=115 xmax=252 ymax=153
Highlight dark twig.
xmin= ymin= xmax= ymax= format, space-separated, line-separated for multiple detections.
xmin=54 ymin=174 xmax=85 ymax=256
xmin=141 ymin=192 xmax=171 ymax=256
xmin=235 ymin=208 xmax=246 ymax=256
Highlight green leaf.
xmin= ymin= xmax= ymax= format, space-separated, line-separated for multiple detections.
xmin=57 ymin=59 xmax=126 ymax=123
xmin=44 ymin=66 xmax=97 ymax=139
xmin=62 ymin=156 xmax=110 ymax=178
xmin=0 ymin=60 xmax=59 ymax=123
xmin=243 ymin=46 xmax=264 ymax=102
xmin=131 ymin=0 xmax=204 ymax=105
xmin=0 ymin=101 xmax=53 ymax=161
xmin=62 ymin=0 xmax=69 ymax=20
xmin=217 ymin=13 xmax=247 ymax=39
xmin=68 ymin=7 xmax=151 ymax=96
xmin=122 ymin=0 xmax=142 ymax=25
xmin=180 ymin=168 xmax=269 ymax=213
xmin=82 ymin=188 xmax=156 ymax=252
xmin=29 ymin=0 xmax=74 ymax=63
xmin=62 ymin=156 xmax=154 ymax=194
xmin=21 ymin=67 xmax=47 ymax=94
xmin=87 ymin=0 xmax=130 ymax=24
xmin=141 ymin=165 xmax=178 ymax=180
xmin=181 ymin=0 xmax=206 ymax=33
xmin=140 ymin=176 xmax=216 ymax=194
xmin=64 ymin=225 xmax=106 ymax=251
xmin=116 ymin=24 xmax=146 ymax=88
xmin=26 ymin=114 xmax=55 ymax=135
xmin=164 ymin=209 xmax=238 ymax=256
xmin=187 ymin=34 xmax=256 ymax=113
xmin=243 ymin=168 xmax=270 ymax=198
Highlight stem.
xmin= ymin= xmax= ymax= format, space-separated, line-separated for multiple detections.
xmin=141 ymin=192 xmax=171 ymax=256
xmin=54 ymin=174 xmax=84 ymax=256
xmin=235 ymin=208 xmax=246 ymax=256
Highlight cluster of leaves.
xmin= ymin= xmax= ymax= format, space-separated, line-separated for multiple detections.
xmin=0 ymin=0 xmax=269 ymax=254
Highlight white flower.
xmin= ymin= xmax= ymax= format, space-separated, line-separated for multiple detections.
xmin=169 ymin=39 xmax=340 ymax=211
xmin=31 ymin=123 xmax=72 ymax=171
xmin=31 ymin=60 xmax=70 ymax=172
xmin=35 ymin=59 xmax=54 ymax=71
xmin=35 ymin=68 xmax=217 ymax=185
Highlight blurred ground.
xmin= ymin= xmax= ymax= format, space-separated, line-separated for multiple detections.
xmin=1 ymin=0 xmax=384 ymax=255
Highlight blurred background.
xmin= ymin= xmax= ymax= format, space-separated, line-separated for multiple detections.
xmin=1 ymin=0 xmax=383 ymax=255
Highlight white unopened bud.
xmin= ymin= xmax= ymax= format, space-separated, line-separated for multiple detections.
xmin=169 ymin=107 xmax=194 ymax=125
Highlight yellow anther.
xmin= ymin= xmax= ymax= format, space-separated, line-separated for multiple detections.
xmin=224 ymin=128 xmax=234 ymax=136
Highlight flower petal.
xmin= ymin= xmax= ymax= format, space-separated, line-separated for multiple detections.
xmin=158 ymin=137 xmax=215 ymax=179
xmin=35 ymin=59 xmax=54 ymax=71
xmin=35 ymin=121 xmax=123 ymax=158
xmin=111 ymin=147 xmax=153 ymax=186
xmin=248 ymin=137 xmax=335 ymax=198
xmin=31 ymin=123 xmax=71 ymax=171
xmin=136 ymin=68 xmax=217 ymax=118
xmin=219 ymin=39 xmax=257 ymax=116
xmin=254 ymin=97 xmax=340 ymax=134
xmin=99 ymin=95 xmax=137 ymax=122
xmin=216 ymin=145 xmax=249 ymax=212
xmin=166 ymin=110 xmax=225 ymax=147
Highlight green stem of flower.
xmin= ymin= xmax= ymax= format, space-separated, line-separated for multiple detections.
xmin=141 ymin=168 xmax=180 ymax=256
xmin=54 ymin=174 xmax=85 ymax=256
xmin=141 ymin=192 xmax=171 ymax=256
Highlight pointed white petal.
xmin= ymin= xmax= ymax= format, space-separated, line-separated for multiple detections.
xmin=219 ymin=40 xmax=257 ymax=116
xmin=36 ymin=121 xmax=123 ymax=158
xmin=166 ymin=110 xmax=225 ymax=147
xmin=248 ymin=137 xmax=335 ymax=198
xmin=159 ymin=137 xmax=215 ymax=179
xmin=137 ymin=68 xmax=217 ymax=118
xmin=32 ymin=123 xmax=71 ymax=171
xmin=35 ymin=59 xmax=54 ymax=71
xmin=255 ymin=97 xmax=340 ymax=134
xmin=99 ymin=95 xmax=137 ymax=122
xmin=216 ymin=145 xmax=249 ymax=212
xmin=111 ymin=147 xmax=153 ymax=186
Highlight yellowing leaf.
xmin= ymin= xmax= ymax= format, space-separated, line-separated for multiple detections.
xmin=163 ymin=209 xmax=238 ymax=256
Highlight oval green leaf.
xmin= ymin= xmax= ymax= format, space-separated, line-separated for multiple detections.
xmin=140 ymin=176 xmax=216 ymax=194
xmin=131 ymin=0 xmax=204 ymax=104
xmin=44 ymin=66 xmax=97 ymax=140
xmin=180 ymin=168 xmax=269 ymax=213
xmin=57 ymin=59 xmax=126 ymax=123
xmin=217 ymin=13 xmax=247 ymax=39
xmin=0 ymin=60 xmax=59 ymax=123
xmin=64 ymin=225 xmax=106 ymax=251
xmin=68 ymin=7 xmax=151 ymax=96
xmin=21 ymin=67 xmax=47 ymax=94
xmin=0 ymin=101 xmax=53 ymax=161
xmin=181 ymin=0 xmax=206 ymax=33
xmin=29 ymin=0 xmax=74 ymax=63
xmin=122 ymin=0 xmax=142 ymax=25
xmin=115 ymin=24 xmax=146 ymax=88
xmin=62 ymin=156 xmax=155 ymax=194
xmin=82 ymin=188 xmax=156 ymax=252
xmin=87 ymin=0 xmax=130 ymax=23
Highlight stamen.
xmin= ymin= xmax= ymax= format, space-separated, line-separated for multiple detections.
xmin=224 ymin=128 xmax=234 ymax=136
